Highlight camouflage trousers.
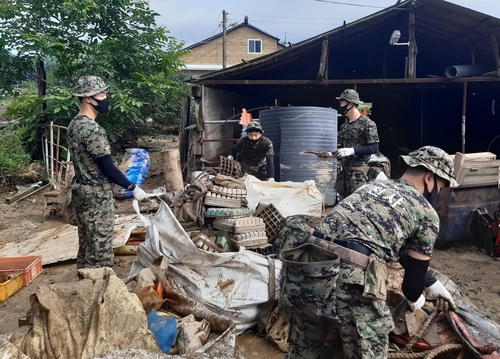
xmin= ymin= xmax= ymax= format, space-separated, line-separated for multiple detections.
xmin=241 ymin=162 xmax=268 ymax=181
xmin=285 ymin=262 xmax=394 ymax=359
xmin=335 ymin=166 xmax=369 ymax=200
xmin=73 ymin=185 xmax=115 ymax=269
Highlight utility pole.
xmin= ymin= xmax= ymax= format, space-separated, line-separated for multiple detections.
xmin=222 ymin=10 xmax=227 ymax=69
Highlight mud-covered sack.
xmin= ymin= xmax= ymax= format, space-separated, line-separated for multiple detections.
xmin=280 ymin=243 xmax=340 ymax=320
xmin=55 ymin=186 xmax=79 ymax=226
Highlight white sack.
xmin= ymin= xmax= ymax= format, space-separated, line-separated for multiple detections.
xmin=129 ymin=201 xmax=282 ymax=333
xmin=243 ymin=175 xmax=324 ymax=218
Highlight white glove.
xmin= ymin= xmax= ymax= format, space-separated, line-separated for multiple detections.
xmin=428 ymin=280 xmax=455 ymax=306
xmin=408 ymin=294 xmax=425 ymax=312
xmin=336 ymin=148 xmax=355 ymax=158
xmin=268 ymin=178 xmax=275 ymax=182
xmin=131 ymin=186 xmax=148 ymax=201
xmin=227 ymin=155 xmax=233 ymax=160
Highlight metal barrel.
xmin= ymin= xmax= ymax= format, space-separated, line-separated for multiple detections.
xmin=259 ymin=107 xmax=338 ymax=205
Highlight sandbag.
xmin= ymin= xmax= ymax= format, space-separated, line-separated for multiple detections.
xmin=10 ymin=268 xmax=160 ymax=359
xmin=129 ymin=200 xmax=282 ymax=333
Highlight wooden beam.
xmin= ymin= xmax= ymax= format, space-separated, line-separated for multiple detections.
xmin=5 ymin=184 xmax=45 ymax=204
xmin=408 ymin=9 xmax=417 ymax=79
xmin=490 ymin=31 xmax=500 ymax=77
xmin=317 ymin=36 xmax=329 ymax=81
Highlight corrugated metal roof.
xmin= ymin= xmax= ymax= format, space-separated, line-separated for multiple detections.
xmin=191 ymin=0 xmax=500 ymax=83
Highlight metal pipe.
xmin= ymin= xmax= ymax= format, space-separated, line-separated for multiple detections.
xmin=204 ymin=119 xmax=240 ymax=124
xmin=462 ymin=82 xmax=468 ymax=153
xmin=445 ymin=64 xmax=493 ymax=78
xmin=49 ymin=121 xmax=54 ymax=186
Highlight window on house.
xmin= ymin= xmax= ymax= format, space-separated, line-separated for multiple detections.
xmin=248 ymin=39 xmax=262 ymax=54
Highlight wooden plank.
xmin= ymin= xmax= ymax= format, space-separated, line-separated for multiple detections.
xmin=5 ymin=185 xmax=42 ymax=204
xmin=0 ymin=214 xmax=139 ymax=265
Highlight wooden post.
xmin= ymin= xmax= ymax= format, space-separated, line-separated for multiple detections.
xmin=161 ymin=149 xmax=185 ymax=192
xmin=490 ymin=31 xmax=500 ymax=76
xmin=317 ymin=36 xmax=329 ymax=81
xmin=408 ymin=10 xmax=417 ymax=79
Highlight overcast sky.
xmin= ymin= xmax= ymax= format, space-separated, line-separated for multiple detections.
xmin=148 ymin=0 xmax=500 ymax=48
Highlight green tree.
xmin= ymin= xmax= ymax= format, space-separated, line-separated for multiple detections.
xmin=0 ymin=0 xmax=189 ymax=157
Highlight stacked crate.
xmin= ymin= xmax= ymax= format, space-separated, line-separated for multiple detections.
xmin=204 ymin=185 xmax=247 ymax=208
xmin=256 ymin=203 xmax=286 ymax=244
xmin=212 ymin=216 xmax=268 ymax=249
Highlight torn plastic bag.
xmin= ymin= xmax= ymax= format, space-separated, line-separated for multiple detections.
xmin=130 ymin=200 xmax=282 ymax=333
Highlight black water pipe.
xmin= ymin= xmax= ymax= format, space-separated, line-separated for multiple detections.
xmin=445 ymin=64 xmax=494 ymax=78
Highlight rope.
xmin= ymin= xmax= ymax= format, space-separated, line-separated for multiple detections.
xmin=388 ymin=351 xmax=429 ymax=358
xmin=424 ymin=344 xmax=463 ymax=359
xmin=404 ymin=309 xmax=439 ymax=351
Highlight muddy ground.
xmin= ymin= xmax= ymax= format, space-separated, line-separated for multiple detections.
xmin=0 ymin=143 xmax=499 ymax=359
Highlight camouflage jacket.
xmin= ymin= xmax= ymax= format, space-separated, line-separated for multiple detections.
xmin=232 ymin=136 xmax=274 ymax=165
xmin=67 ymin=115 xmax=112 ymax=187
xmin=314 ymin=179 xmax=439 ymax=262
xmin=338 ymin=115 xmax=379 ymax=167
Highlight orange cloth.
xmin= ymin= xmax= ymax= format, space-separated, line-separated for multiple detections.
xmin=239 ymin=108 xmax=252 ymax=125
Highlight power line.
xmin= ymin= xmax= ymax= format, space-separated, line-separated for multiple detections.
xmin=230 ymin=13 xmax=353 ymax=21
xmin=312 ymin=0 xmax=385 ymax=8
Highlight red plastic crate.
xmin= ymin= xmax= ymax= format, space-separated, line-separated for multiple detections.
xmin=0 ymin=256 xmax=43 ymax=286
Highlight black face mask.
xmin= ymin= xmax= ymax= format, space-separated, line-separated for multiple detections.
xmin=338 ymin=104 xmax=350 ymax=116
xmin=423 ymin=175 xmax=439 ymax=207
xmin=249 ymin=138 xmax=259 ymax=145
xmin=91 ymin=97 xmax=110 ymax=113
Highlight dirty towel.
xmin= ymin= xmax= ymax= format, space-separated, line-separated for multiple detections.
xmin=173 ymin=179 xmax=207 ymax=230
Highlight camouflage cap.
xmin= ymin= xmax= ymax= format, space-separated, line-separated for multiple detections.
xmin=400 ymin=146 xmax=458 ymax=187
xmin=336 ymin=89 xmax=363 ymax=105
xmin=73 ymin=76 xmax=110 ymax=97
xmin=246 ymin=121 xmax=263 ymax=133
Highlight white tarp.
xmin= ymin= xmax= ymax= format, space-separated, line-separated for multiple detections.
xmin=129 ymin=201 xmax=282 ymax=333
xmin=243 ymin=175 xmax=324 ymax=218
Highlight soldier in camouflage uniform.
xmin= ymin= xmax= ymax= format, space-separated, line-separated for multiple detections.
xmin=228 ymin=121 xmax=275 ymax=181
xmin=335 ymin=89 xmax=380 ymax=200
xmin=284 ymin=146 xmax=457 ymax=359
xmin=68 ymin=76 xmax=148 ymax=271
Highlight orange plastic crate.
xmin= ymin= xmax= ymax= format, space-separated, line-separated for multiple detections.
xmin=0 ymin=256 xmax=43 ymax=286
xmin=0 ymin=272 xmax=23 ymax=301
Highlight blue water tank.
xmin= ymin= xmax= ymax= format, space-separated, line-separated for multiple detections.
xmin=260 ymin=107 xmax=338 ymax=206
